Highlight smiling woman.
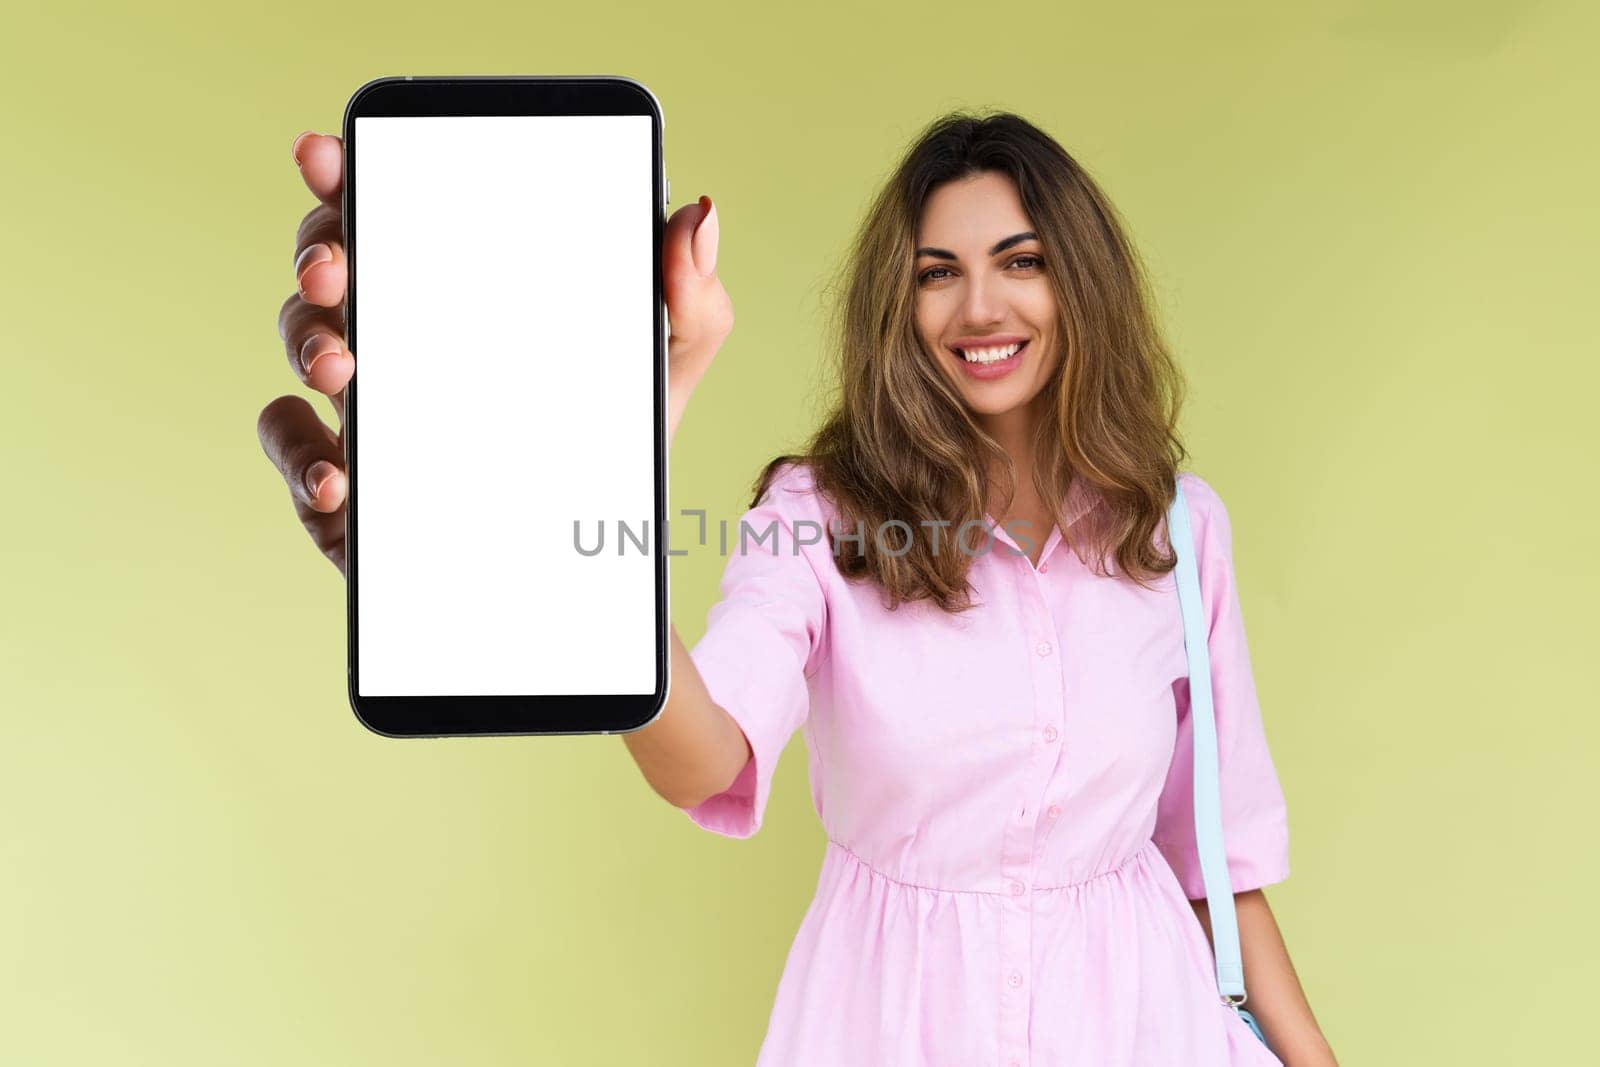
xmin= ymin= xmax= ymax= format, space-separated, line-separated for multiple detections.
xmin=678 ymin=110 xmax=1336 ymax=1066
xmin=752 ymin=111 xmax=1193 ymax=610
xmin=916 ymin=191 xmax=1062 ymax=393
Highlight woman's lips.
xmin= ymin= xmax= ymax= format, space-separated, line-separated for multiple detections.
xmin=953 ymin=339 xmax=1028 ymax=381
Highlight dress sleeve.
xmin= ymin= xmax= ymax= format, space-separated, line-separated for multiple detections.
xmin=681 ymin=463 xmax=829 ymax=839
xmin=1153 ymin=473 xmax=1291 ymax=898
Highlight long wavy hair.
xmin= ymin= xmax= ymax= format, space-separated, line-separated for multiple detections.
xmin=753 ymin=109 xmax=1190 ymax=613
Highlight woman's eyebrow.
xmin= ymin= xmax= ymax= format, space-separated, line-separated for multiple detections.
xmin=914 ymin=231 xmax=1039 ymax=261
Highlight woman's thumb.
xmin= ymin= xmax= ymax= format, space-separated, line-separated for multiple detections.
xmin=690 ymin=196 xmax=719 ymax=277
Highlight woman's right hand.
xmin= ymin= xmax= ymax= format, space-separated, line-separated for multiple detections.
xmin=257 ymin=130 xmax=733 ymax=577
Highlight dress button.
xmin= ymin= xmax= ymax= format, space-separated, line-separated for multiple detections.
xmin=1043 ymin=725 xmax=1059 ymax=743
xmin=1036 ymin=641 xmax=1053 ymax=656
xmin=1047 ymin=804 xmax=1061 ymax=819
xmin=1007 ymin=971 xmax=1023 ymax=988
xmin=1038 ymin=562 xmax=1048 ymax=573
xmin=1010 ymin=879 xmax=1026 ymax=896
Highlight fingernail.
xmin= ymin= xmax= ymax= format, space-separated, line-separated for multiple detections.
xmin=691 ymin=196 xmax=718 ymax=277
xmin=306 ymin=462 xmax=332 ymax=501
xmin=296 ymin=243 xmax=332 ymax=291
xmin=292 ymin=131 xmax=316 ymax=166
xmin=300 ymin=334 xmax=337 ymax=377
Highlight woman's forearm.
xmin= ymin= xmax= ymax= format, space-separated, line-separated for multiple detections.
xmin=617 ymin=388 xmax=752 ymax=809
xmin=619 ymin=624 xmax=750 ymax=808
xmin=1190 ymin=890 xmax=1338 ymax=1066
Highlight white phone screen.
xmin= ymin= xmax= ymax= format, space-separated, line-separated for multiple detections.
xmin=352 ymin=114 xmax=657 ymax=698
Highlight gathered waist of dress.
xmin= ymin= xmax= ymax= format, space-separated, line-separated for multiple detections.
xmin=821 ymin=836 xmax=1167 ymax=897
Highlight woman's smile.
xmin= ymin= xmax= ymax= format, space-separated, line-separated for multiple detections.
xmin=950 ymin=337 xmax=1030 ymax=379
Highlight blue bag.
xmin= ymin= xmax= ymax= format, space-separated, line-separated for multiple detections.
xmin=1167 ymin=478 xmax=1272 ymax=1052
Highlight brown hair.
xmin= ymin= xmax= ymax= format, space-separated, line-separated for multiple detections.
xmin=754 ymin=109 xmax=1189 ymax=613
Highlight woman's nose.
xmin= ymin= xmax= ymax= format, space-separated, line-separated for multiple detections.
xmin=960 ymin=274 xmax=1004 ymax=324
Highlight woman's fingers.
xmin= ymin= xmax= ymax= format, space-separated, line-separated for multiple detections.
xmin=291 ymin=136 xmax=347 ymax=309
xmin=293 ymin=131 xmax=344 ymax=207
xmin=257 ymin=393 xmax=349 ymax=574
xmin=258 ymin=393 xmax=345 ymax=508
xmin=293 ymin=223 xmax=347 ymax=308
xmin=277 ymin=292 xmax=354 ymax=398
xmin=283 ymin=191 xmax=352 ymax=404
xmin=264 ymin=130 xmax=351 ymax=575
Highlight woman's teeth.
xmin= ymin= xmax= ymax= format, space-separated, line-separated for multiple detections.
xmin=959 ymin=342 xmax=1024 ymax=364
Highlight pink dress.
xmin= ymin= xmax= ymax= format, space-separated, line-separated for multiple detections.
xmin=684 ymin=462 xmax=1290 ymax=1066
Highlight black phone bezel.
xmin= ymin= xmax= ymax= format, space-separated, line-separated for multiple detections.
xmin=341 ymin=75 xmax=669 ymax=739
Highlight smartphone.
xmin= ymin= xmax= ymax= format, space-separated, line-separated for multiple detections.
xmin=341 ymin=75 xmax=669 ymax=738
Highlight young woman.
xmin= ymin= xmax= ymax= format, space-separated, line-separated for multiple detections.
xmin=266 ymin=112 xmax=1336 ymax=1066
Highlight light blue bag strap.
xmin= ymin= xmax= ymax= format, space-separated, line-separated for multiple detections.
xmin=1167 ymin=477 xmax=1247 ymax=1001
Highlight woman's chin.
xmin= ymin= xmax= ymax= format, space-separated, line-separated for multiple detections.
xmin=957 ymin=382 xmax=1036 ymax=418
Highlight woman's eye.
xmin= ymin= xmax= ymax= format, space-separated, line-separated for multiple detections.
xmin=918 ymin=257 xmax=1042 ymax=284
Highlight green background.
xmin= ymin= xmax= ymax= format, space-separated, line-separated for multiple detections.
xmin=2 ymin=1 xmax=1593 ymax=1063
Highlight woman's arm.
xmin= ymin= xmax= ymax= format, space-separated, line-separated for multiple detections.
xmin=1190 ymin=890 xmax=1338 ymax=1066
xmin=620 ymin=624 xmax=751 ymax=807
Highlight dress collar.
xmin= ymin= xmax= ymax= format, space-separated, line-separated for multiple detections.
xmin=984 ymin=477 xmax=1104 ymax=565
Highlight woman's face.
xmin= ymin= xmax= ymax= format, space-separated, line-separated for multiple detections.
xmin=913 ymin=171 xmax=1063 ymax=423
